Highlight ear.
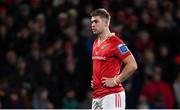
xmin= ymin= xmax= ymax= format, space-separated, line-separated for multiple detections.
xmin=104 ymin=19 xmax=109 ymax=27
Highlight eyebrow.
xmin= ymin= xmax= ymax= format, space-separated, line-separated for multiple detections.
xmin=91 ymin=19 xmax=98 ymax=23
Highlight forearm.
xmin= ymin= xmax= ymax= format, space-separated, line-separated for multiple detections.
xmin=102 ymin=55 xmax=138 ymax=87
xmin=116 ymin=63 xmax=137 ymax=83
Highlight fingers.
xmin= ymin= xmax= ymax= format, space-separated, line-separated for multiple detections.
xmin=101 ymin=77 xmax=115 ymax=87
xmin=101 ymin=77 xmax=109 ymax=86
xmin=101 ymin=77 xmax=108 ymax=81
xmin=92 ymin=77 xmax=115 ymax=88
xmin=91 ymin=80 xmax=93 ymax=88
xmin=101 ymin=77 xmax=108 ymax=84
xmin=103 ymin=82 xmax=106 ymax=86
xmin=101 ymin=80 xmax=106 ymax=84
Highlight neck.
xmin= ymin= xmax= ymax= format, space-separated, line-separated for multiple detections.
xmin=98 ymin=28 xmax=111 ymax=41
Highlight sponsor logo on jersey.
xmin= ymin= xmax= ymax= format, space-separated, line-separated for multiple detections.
xmin=117 ymin=44 xmax=129 ymax=54
xmin=92 ymin=56 xmax=106 ymax=60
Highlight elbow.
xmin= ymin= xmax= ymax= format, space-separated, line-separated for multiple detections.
xmin=134 ymin=63 xmax=138 ymax=70
xmin=131 ymin=62 xmax=138 ymax=72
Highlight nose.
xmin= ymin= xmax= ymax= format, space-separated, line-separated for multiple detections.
xmin=91 ymin=22 xmax=95 ymax=27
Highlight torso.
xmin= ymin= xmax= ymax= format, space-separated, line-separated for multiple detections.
xmin=92 ymin=35 xmax=130 ymax=98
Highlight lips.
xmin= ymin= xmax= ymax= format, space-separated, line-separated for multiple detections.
xmin=92 ymin=28 xmax=96 ymax=31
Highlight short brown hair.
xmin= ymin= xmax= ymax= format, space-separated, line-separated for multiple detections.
xmin=90 ymin=8 xmax=111 ymax=20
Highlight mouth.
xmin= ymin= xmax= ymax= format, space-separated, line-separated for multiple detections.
xmin=92 ymin=28 xmax=96 ymax=32
xmin=92 ymin=30 xmax=97 ymax=34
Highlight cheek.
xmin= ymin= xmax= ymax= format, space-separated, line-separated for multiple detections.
xmin=97 ymin=23 xmax=103 ymax=28
xmin=99 ymin=23 xmax=105 ymax=30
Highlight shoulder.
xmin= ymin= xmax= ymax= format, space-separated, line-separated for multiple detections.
xmin=109 ymin=35 xmax=124 ymax=46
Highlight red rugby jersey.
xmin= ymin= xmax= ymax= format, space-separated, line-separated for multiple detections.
xmin=92 ymin=35 xmax=132 ymax=98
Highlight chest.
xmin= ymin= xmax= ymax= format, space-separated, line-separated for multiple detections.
xmin=93 ymin=43 xmax=113 ymax=57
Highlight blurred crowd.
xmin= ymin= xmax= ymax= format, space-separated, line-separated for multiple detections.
xmin=0 ymin=0 xmax=180 ymax=109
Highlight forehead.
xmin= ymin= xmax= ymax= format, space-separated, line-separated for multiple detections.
xmin=91 ymin=16 xmax=102 ymax=21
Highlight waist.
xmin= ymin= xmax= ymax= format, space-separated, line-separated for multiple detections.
xmin=93 ymin=84 xmax=124 ymax=98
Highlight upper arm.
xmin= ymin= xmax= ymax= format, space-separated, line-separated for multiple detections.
xmin=112 ymin=39 xmax=137 ymax=68
xmin=112 ymin=41 xmax=132 ymax=61
xmin=122 ymin=54 xmax=137 ymax=65
xmin=122 ymin=54 xmax=138 ymax=70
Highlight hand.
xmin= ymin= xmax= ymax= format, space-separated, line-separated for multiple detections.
xmin=91 ymin=80 xmax=93 ymax=88
xmin=101 ymin=77 xmax=119 ymax=87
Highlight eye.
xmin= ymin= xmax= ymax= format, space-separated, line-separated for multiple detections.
xmin=91 ymin=20 xmax=98 ymax=24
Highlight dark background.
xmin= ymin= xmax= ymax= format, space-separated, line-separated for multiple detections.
xmin=0 ymin=0 xmax=180 ymax=109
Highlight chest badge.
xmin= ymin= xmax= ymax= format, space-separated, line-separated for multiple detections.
xmin=101 ymin=45 xmax=107 ymax=50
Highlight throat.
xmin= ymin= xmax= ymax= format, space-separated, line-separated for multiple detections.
xmin=98 ymin=37 xmax=106 ymax=47
xmin=97 ymin=33 xmax=114 ymax=47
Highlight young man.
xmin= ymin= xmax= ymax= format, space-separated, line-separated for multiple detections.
xmin=90 ymin=8 xmax=138 ymax=109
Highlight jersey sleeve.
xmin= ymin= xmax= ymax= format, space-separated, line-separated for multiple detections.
xmin=112 ymin=40 xmax=132 ymax=61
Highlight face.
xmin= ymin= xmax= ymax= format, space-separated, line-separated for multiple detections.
xmin=91 ymin=16 xmax=107 ymax=35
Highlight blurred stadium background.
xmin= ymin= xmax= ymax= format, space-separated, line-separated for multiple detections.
xmin=0 ymin=0 xmax=180 ymax=109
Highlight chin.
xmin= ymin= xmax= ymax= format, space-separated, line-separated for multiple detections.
xmin=92 ymin=31 xmax=99 ymax=35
